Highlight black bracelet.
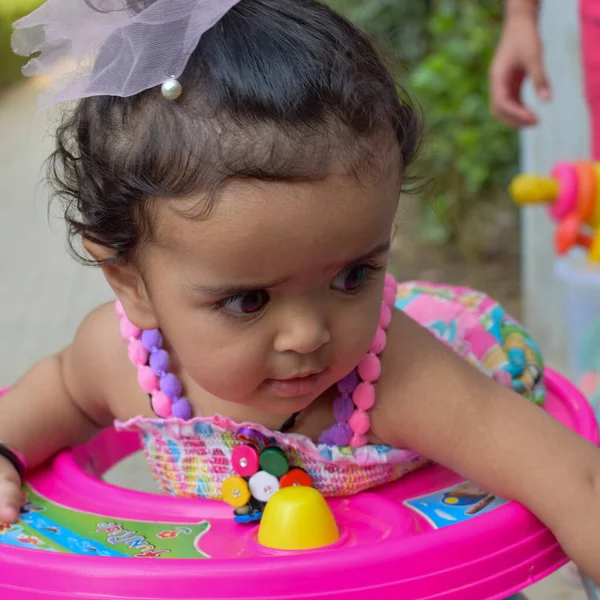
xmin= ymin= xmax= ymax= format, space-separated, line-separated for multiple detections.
xmin=0 ymin=443 xmax=26 ymax=479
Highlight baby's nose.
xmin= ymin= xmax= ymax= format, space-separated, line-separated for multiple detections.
xmin=273 ymin=308 xmax=330 ymax=355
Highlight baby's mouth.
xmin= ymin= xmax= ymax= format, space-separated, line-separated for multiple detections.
xmin=265 ymin=369 xmax=328 ymax=398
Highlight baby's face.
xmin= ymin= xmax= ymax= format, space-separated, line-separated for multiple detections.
xmin=141 ymin=165 xmax=401 ymax=416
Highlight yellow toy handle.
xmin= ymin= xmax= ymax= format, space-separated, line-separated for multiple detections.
xmin=509 ymin=174 xmax=559 ymax=206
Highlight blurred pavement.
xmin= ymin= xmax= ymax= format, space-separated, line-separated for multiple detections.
xmin=0 ymin=81 xmax=112 ymax=386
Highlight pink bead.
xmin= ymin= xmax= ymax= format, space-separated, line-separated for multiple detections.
xmin=383 ymin=286 xmax=396 ymax=307
xmin=348 ymin=410 xmax=370 ymax=436
xmin=120 ymin=317 xmax=141 ymax=340
xmin=353 ymin=382 xmax=376 ymax=411
xmin=379 ymin=303 xmax=392 ymax=328
xmin=115 ymin=300 xmax=126 ymax=317
xmin=138 ymin=366 xmax=159 ymax=393
xmin=385 ymin=274 xmax=396 ymax=289
xmin=152 ymin=391 xmax=173 ymax=418
xmin=128 ymin=339 xmax=149 ymax=366
xmin=350 ymin=433 xmax=368 ymax=448
xmin=369 ymin=327 xmax=387 ymax=354
xmin=357 ymin=352 xmax=381 ymax=382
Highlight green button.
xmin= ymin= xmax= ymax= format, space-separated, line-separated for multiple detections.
xmin=259 ymin=447 xmax=289 ymax=477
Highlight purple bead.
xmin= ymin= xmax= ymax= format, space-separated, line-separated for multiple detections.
xmin=337 ymin=369 xmax=359 ymax=396
xmin=333 ymin=394 xmax=354 ymax=423
xmin=160 ymin=373 xmax=182 ymax=399
xmin=172 ymin=398 xmax=193 ymax=420
xmin=141 ymin=329 xmax=163 ymax=352
xmin=318 ymin=431 xmax=334 ymax=446
xmin=321 ymin=422 xmax=352 ymax=446
xmin=149 ymin=349 xmax=170 ymax=376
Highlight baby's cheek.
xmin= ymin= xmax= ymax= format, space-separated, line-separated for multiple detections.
xmin=330 ymin=319 xmax=377 ymax=377
xmin=337 ymin=298 xmax=380 ymax=349
xmin=186 ymin=342 xmax=269 ymax=396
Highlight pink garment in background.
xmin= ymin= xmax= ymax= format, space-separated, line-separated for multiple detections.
xmin=580 ymin=0 xmax=600 ymax=159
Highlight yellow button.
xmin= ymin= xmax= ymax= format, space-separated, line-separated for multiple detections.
xmin=222 ymin=476 xmax=251 ymax=508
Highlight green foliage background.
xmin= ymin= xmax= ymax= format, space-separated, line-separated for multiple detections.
xmin=1 ymin=0 xmax=518 ymax=248
xmin=0 ymin=0 xmax=44 ymax=90
xmin=328 ymin=0 xmax=519 ymax=247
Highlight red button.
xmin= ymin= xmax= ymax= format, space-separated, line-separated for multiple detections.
xmin=232 ymin=445 xmax=259 ymax=478
xmin=280 ymin=468 xmax=312 ymax=489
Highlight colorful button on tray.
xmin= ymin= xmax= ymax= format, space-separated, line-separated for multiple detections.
xmin=235 ymin=427 xmax=269 ymax=452
xmin=234 ymin=511 xmax=263 ymax=524
xmin=259 ymin=447 xmax=289 ymax=477
xmin=249 ymin=471 xmax=280 ymax=503
xmin=280 ymin=468 xmax=312 ymax=489
xmin=222 ymin=476 xmax=251 ymax=508
xmin=232 ymin=445 xmax=259 ymax=478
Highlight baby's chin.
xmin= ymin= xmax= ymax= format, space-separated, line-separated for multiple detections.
xmin=200 ymin=385 xmax=318 ymax=422
xmin=232 ymin=387 xmax=328 ymax=422
xmin=198 ymin=369 xmax=336 ymax=419
xmin=251 ymin=391 xmax=321 ymax=417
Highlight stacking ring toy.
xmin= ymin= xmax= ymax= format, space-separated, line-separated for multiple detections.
xmin=510 ymin=159 xmax=600 ymax=261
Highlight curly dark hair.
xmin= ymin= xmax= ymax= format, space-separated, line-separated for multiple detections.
xmin=50 ymin=0 xmax=422 ymax=263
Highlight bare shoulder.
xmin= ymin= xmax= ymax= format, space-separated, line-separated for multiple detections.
xmin=61 ymin=302 xmax=148 ymax=424
xmin=370 ymin=307 xmax=472 ymax=447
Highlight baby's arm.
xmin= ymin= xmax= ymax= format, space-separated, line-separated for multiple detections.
xmin=373 ymin=311 xmax=600 ymax=583
xmin=0 ymin=306 xmax=116 ymax=522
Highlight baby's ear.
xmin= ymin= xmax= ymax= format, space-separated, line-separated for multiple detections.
xmin=83 ymin=240 xmax=159 ymax=330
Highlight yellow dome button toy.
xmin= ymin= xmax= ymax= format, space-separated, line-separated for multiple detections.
xmin=258 ymin=486 xmax=340 ymax=551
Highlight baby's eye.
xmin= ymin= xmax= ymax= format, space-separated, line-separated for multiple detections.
xmin=220 ymin=290 xmax=269 ymax=314
xmin=331 ymin=264 xmax=370 ymax=292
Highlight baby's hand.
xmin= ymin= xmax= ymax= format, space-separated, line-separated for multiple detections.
xmin=0 ymin=456 xmax=22 ymax=524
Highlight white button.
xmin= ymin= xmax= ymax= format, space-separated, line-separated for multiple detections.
xmin=248 ymin=471 xmax=280 ymax=503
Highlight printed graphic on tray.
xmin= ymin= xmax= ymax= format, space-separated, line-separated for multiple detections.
xmin=0 ymin=485 xmax=211 ymax=558
xmin=403 ymin=482 xmax=508 ymax=529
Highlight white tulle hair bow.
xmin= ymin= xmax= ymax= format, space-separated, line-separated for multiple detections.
xmin=12 ymin=0 xmax=241 ymax=109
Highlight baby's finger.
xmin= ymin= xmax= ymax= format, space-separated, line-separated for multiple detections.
xmin=0 ymin=480 xmax=22 ymax=524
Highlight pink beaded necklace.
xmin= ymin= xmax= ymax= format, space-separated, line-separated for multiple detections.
xmin=116 ymin=303 xmax=194 ymax=420
xmin=318 ymin=274 xmax=396 ymax=447
xmin=117 ymin=274 xmax=397 ymax=448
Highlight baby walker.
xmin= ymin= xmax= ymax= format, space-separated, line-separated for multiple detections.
xmin=0 ymin=370 xmax=597 ymax=599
